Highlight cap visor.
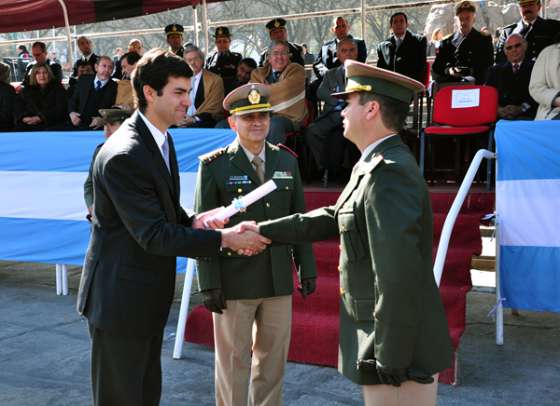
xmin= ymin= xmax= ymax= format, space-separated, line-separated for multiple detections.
xmin=234 ymin=107 xmax=274 ymax=116
xmin=330 ymin=90 xmax=359 ymax=99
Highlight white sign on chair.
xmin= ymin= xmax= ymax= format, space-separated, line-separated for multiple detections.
xmin=451 ymin=88 xmax=480 ymax=108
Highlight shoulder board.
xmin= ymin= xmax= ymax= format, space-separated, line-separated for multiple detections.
xmin=442 ymin=33 xmax=454 ymax=40
xmin=199 ymin=147 xmax=227 ymax=165
xmin=480 ymin=30 xmax=491 ymax=36
xmin=365 ymin=154 xmax=384 ymax=173
xmin=277 ymin=143 xmax=298 ymax=158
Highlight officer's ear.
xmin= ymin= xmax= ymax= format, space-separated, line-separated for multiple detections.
xmin=227 ymin=115 xmax=237 ymax=131
xmin=365 ymin=100 xmax=380 ymax=121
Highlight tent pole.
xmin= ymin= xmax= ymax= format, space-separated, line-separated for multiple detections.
xmin=57 ymin=0 xmax=74 ymax=67
xmin=193 ymin=6 xmax=199 ymax=46
xmin=201 ymin=0 xmax=210 ymax=54
xmin=361 ymin=0 xmax=367 ymax=44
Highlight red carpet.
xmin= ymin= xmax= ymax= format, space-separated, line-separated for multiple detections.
xmin=185 ymin=188 xmax=494 ymax=385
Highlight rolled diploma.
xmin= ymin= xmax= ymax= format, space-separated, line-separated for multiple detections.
xmin=208 ymin=179 xmax=277 ymax=222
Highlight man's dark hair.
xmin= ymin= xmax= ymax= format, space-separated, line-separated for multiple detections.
xmin=31 ymin=41 xmax=47 ymax=53
xmin=390 ymin=12 xmax=408 ymax=25
xmin=132 ymin=48 xmax=192 ymax=112
xmin=358 ymin=92 xmax=410 ymax=131
xmin=240 ymin=57 xmax=257 ymax=69
xmin=120 ymin=51 xmax=142 ymax=65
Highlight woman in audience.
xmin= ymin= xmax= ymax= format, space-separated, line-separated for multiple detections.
xmin=0 ymin=62 xmax=16 ymax=132
xmin=14 ymin=63 xmax=68 ymax=131
xmin=529 ymin=33 xmax=560 ymax=120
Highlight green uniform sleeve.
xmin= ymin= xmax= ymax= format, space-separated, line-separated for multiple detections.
xmin=365 ymin=163 xmax=425 ymax=368
xmin=194 ymin=162 xmax=223 ymax=291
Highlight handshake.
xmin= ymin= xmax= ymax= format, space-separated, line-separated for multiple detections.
xmin=193 ymin=208 xmax=268 ymax=256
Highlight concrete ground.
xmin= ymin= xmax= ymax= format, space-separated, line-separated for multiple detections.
xmin=1 ymin=261 xmax=559 ymax=406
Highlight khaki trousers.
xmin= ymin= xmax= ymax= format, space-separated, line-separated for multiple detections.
xmin=213 ymin=295 xmax=292 ymax=406
xmin=362 ymin=374 xmax=439 ymax=406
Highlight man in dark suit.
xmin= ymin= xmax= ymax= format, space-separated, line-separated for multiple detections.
xmin=195 ymin=83 xmax=316 ymax=406
xmin=495 ymin=0 xmax=560 ymax=64
xmin=313 ymin=16 xmax=367 ymax=79
xmin=377 ymin=12 xmax=427 ymax=83
xmin=72 ymin=36 xmax=98 ymax=78
xmin=25 ymin=41 xmax=63 ymax=83
xmin=205 ymin=26 xmax=243 ymax=95
xmin=258 ymin=18 xmax=304 ymax=67
xmin=305 ymin=37 xmax=359 ymax=183
xmin=486 ymin=33 xmax=538 ymax=120
xmin=239 ymin=61 xmax=452 ymax=406
xmin=431 ymin=1 xmax=493 ymax=85
xmin=77 ymin=49 xmax=269 ymax=406
xmin=69 ymin=56 xmax=118 ymax=130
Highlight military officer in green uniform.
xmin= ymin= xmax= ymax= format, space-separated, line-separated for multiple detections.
xmin=165 ymin=23 xmax=185 ymax=58
xmin=194 ymin=83 xmax=317 ymax=406
xmin=240 ymin=61 xmax=452 ymax=406
xmin=205 ymin=26 xmax=243 ymax=94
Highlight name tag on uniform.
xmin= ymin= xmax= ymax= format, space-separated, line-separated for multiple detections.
xmin=272 ymin=171 xmax=293 ymax=179
xmin=226 ymin=175 xmax=252 ymax=185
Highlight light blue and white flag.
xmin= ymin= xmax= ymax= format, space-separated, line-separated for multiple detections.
xmin=496 ymin=120 xmax=560 ymax=312
xmin=0 ymin=128 xmax=235 ymax=268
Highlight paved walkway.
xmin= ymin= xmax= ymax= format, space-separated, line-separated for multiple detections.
xmin=1 ymin=261 xmax=559 ymax=405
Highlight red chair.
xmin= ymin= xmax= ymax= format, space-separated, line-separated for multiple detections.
xmin=419 ymin=85 xmax=498 ymax=184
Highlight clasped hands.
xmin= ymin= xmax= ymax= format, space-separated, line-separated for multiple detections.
xmin=192 ymin=209 xmax=270 ymax=256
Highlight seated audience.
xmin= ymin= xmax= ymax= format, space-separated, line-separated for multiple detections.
xmin=128 ymin=38 xmax=144 ymax=56
xmin=0 ymin=62 xmax=16 ymax=131
xmin=14 ymin=64 xmax=68 ymax=131
xmin=377 ymin=12 xmax=427 ymax=83
xmin=69 ymin=56 xmax=117 ymax=130
xmin=67 ymin=60 xmax=94 ymax=100
xmin=251 ymin=40 xmax=307 ymax=144
xmin=72 ymin=36 xmax=97 ymax=77
xmin=205 ymin=26 xmax=242 ymax=95
xmin=431 ymin=1 xmax=493 ymax=85
xmin=180 ymin=45 xmax=225 ymax=128
xmin=84 ymin=108 xmax=131 ymax=217
xmin=495 ymin=0 xmax=560 ymax=64
xmin=114 ymin=52 xmax=141 ymax=111
xmin=529 ymin=34 xmax=560 ymax=120
xmin=259 ymin=18 xmax=304 ymax=67
xmin=305 ymin=37 xmax=359 ymax=183
xmin=313 ymin=16 xmax=367 ymax=78
xmin=25 ymin=41 xmax=63 ymax=84
xmin=235 ymin=58 xmax=257 ymax=88
xmin=486 ymin=33 xmax=537 ymax=120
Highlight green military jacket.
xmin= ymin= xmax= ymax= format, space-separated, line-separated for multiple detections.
xmin=194 ymin=140 xmax=316 ymax=300
xmin=259 ymin=136 xmax=452 ymax=385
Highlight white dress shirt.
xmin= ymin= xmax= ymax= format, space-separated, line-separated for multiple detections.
xmin=138 ymin=111 xmax=169 ymax=164
xmin=188 ymin=71 xmax=203 ymax=116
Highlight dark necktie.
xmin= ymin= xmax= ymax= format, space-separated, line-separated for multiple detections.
xmin=520 ymin=23 xmax=532 ymax=38
xmin=95 ymin=80 xmax=102 ymax=91
xmin=512 ymin=63 xmax=520 ymax=74
xmin=161 ymin=136 xmax=171 ymax=173
xmin=252 ymin=156 xmax=265 ymax=184
xmin=272 ymin=71 xmax=280 ymax=83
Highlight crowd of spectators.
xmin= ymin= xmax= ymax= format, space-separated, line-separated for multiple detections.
xmin=0 ymin=0 xmax=559 ymax=183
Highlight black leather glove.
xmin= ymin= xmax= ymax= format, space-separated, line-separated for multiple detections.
xmin=298 ymin=278 xmax=316 ymax=298
xmin=202 ymin=289 xmax=226 ymax=314
xmin=375 ymin=361 xmax=408 ymax=387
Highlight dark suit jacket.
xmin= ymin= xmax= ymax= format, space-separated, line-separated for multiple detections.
xmin=72 ymin=53 xmax=98 ymax=77
xmin=316 ymin=65 xmax=346 ymax=116
xmin=431 ymin=28 xmax=494 ymax=85
xmin=14 ymin=82 xmax=68 ymax=130
xmin=376 ymin=30 xmax=427 ymax=83
xmin=0 ymin=82 xmax=16 ymax=131
xmin=68 ymin=74 xmax=117 ymax=127
xmin=485 ymin=58 xmax=538 ymax=118
xmin=77 ymin=111 xmax=222 ymax=337
xmin=195 ymin=140 xmax=316 ymax=299
xmin=495 ymin=17 xmax=560 ymax=64
xmin=313 ymin=35 xmax=367 ymax=77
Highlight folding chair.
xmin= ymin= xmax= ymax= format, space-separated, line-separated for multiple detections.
xmin=419 ymin=85 xmax=498 ymax=185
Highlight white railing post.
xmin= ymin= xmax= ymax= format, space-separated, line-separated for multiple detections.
xmin=433 ymin=149 xmax=496 ymax=287
xmin=494 ymin=154 xmax=504 ymax=345
xmin=173 ymin=259 xmax=197 ymax=359
xmin=61 ymin=264 xmax=69 ymax=295
xmin=55 ymin=264 xmax=62 ymax=295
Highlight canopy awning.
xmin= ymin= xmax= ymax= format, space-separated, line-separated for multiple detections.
xmin=0 ymin=0 xmax=225 ymax=34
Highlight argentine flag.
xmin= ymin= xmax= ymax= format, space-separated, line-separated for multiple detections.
xmin=0 ymin=128 xmax=235 ymax=267
xmin=496 ymin=120 xmax=560 ymax=312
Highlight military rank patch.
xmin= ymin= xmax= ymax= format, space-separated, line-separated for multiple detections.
xmin=272 ymin=171 xmax=293 ymax=179
xmin=200 ymin=147 xmax=227 ymax=165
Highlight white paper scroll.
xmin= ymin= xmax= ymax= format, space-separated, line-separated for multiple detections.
xmin=451 ymin=88 xmax=480 ymax=109
xmin=207 ymin=179 xmax=277 ymax=223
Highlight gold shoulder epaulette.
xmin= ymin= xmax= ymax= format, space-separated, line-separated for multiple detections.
xmin=277 ymin=143 xmax=298 ymax=158
xmin=200 ymin=147 xmax=227 ymax=165
xmin=443 ymin=33 xmax=454 ymax=40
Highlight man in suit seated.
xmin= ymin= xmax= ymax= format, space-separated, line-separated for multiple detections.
xmin=259 ymin=18 xmax=304 ymax=67
xmin=68 ymin=55 xmax=118 ymax=130
xmin=205 ymin=26 xmax=242 ymax=95
xmin=431 ymin=1 xmax=493 ymax=85
xmin=305 ymin=37 xmax=359 ymax=183
xmin=25 ymin=41 xmax=63 ymax=84
xmin=495 ymin=0 xmax=560 ymax=64
xmin=179 ymin=45 xmax=225 ymax=128
xmin=313 ymin=16 xmax=367 ymax=79
xmin=251 ymin=40 xmax=307 ymax=144
xmin=377 ymin=12 xmax=427 ymax=83
xmin=486 ymin=33 xmax=538 ymax=120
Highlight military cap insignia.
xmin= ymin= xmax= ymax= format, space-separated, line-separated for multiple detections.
xmin=248 ymin=89 xmax=261 ymax=105
xmin=274 ymin=20 xmax=280 ymax=28
xmin=172 ymin=25 xmax=177 ymax=32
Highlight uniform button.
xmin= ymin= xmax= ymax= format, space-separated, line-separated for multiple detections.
xmin=227 ymin=252 xmax=232 ymax=256
xmin=285 ymin=186 xmax=289 ymax=190
xmin=237 ymin=188 xmax=242 ymax=193
xmin=266 ymin=202 xmax=270 ymax=208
